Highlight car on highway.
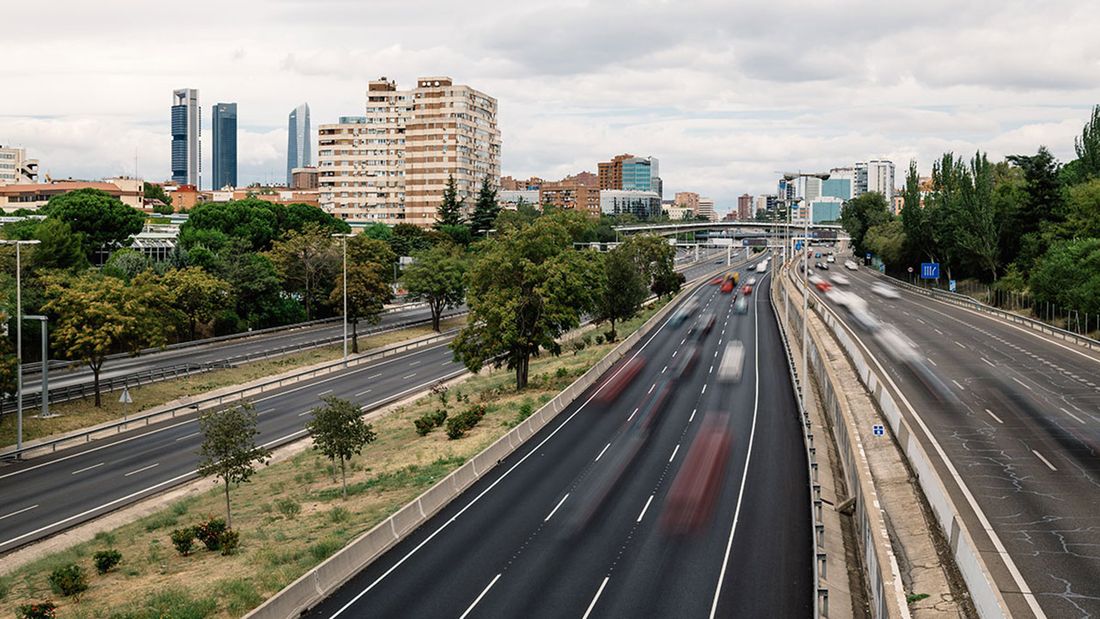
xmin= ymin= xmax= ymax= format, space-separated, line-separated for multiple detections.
xmin=808 ymin=274 xmax=831 ymax=292
xmin=698 ymin=310 xmax=717 ymax=335
xmin=815 ymin=262 xmax=828 ymax=270
xmin=733 ymin=297 xmax=749 ymax=314
xmin=746 ymin=276 xmax=757 ymax=286
xmin=755 ymin=261 xmax=768 ymax=273
xmin=826 ymin=255 xmax=835 ymax=263
xmin=871 ymin=283 xmax=901 ymax=299
xmin=710 ymin=276 xmax=723 ymax=285
xmin=844 ymin=260 xmax=858 ymax=271
xmin=741 ymin=284 xmax=753 ymax=295
xmin=829 ymin=274 xmax=850 ymax=286
xmin=671 ymin=298 xmax=700 ymax=326
xmin=717 ymin=341 xmax=745 ymax=382
xmin=720 ymin=280 xmax=735 ymax=294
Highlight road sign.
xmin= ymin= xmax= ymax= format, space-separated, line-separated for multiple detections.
xmin=865 ymin=252 xmax=871 ymax=260
xmin=794 ymin=240 xmax=803 ymax=251
xmin=949 ymin=279 xmax=957 ymax=292
xmin=907 ymin=266 xmax=914 ymax=273
xmin=872 ymin=424 xmax=885 ymax=437
xmin=119 ymin=387 xmax=132 ymax=404
xmin=920 ymin=262 xmax=940 ymax=279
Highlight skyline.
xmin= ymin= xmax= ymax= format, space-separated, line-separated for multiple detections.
xmin=2 ymin=0 xmax=1099 ymax=209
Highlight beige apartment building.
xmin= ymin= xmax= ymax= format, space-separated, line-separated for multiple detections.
xmin=318 ymin=76 xmax=500 ymax=227
xmin=0 ymin=146 xmax=38 ymax=185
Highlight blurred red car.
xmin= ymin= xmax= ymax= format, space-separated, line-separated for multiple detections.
xmin=709 ymin=277 xmax=723 ymax=286
xmin=720 ymin=280 xmax=734 ymax=294
xmin=741 ymin=285 xmax=753 ymax=295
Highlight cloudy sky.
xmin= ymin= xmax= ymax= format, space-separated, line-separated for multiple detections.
xmin=3 ymin=0 xmax=1099 ymax=212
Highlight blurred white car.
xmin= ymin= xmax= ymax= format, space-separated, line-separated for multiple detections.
xmin=844 ymin=260 xmax=858 ymax=271
xmin=874 ymin=325 xmax=921 ymax=364
xmin=717 ymin=341 xmax=745 ymax=382
xmin=871 ymin=283 xmax=900 ymax=299
xmin=830 ymin=274 xmax=850 ymax=286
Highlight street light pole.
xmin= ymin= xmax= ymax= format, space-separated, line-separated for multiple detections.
xmin=2 ymin=239 xmax=41 ymax=452
xmin=802 ymin=201 xmax=811 ymax=402
xmin=24 ymin=315 xmax=49 ymax=418
xmin=331 ymin=233 xmax=355 ymax=367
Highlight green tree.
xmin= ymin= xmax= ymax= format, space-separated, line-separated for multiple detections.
xmin=144 ymin=182 xmax=173 ymax=214
xmin=470 ymin=176 xmax=500 ymax=236
xmin=197 ymin=402 xmax=272 ymax=528
xmin=43 ymin=188 xmax=145 ymax=262
xmin=160 ymin=267 xmax=233 ymax=340
xmin=864 ymin=220 xmax=907 ymax=268
xmin=29 ymin=219 xmax=89 ymax=273
xmin=330 ymin=263 xmax=392 ymax=352
xmin=268 ymin=223 xmax=338 ymax=321
xmin=1006 ymin=146 xmax=1065 ymax=270
xmin=361 ymin=223 xmax=393 ymax=243
xmin=180 ymin=199 xmax=281 ymax=253
xmin=618 ymin=235 xmax=674 ymax=290
xmin=953 ymin=152 xmax=1001 ymax=280
xmin=306 ymin=396 xmax=377 ymax=499
xmin=900 ymin=160 xmax=935 ymax=263
xmin=1029 ymin=238 xmax=1100 ymax=315
xmin=1062 ymin=178 xmax=1100 ymax=240
xmin=0 ymin=312 xmax=16 ymax=399
xmin=102 ymin=248 xmax=152 ymax=282
xmin=1073 ymin=104 xmax=1100 ymax=181
xmin=403 ymin=243 xmax=466 ymax=332
xmin=223 ymin=253 xmax=304 ymax=329
xmin=840 ymin=192 xmax=892 ymax=256
xmin=452 ymin=217 xmax=599 ymax=390
xmin=42 ymin=272 xmax=176 ymax=406
xmin=435 ymin=174 xmax=465 ymax=228
xmin=595 ymin=247 xmax=648 ymax=341
xmin=389 ymin=223 xmax=433 ymax=257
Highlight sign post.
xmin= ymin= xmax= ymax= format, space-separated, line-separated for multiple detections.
xmin=920 ymin=262 xmax=940 ymax=283
xmin=949 ymin=279 xmax=957 ymax=293
xmin=907 ymin=266 xmax=914 ymax=284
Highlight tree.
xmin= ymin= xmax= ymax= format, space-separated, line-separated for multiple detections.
xmin=953 ymin=152 xmax=1001 ymax=280
xmin=595 ymin=247 xmax=648 ymax=341
xmin=495 ymin=198 xmax=541 ymax=233
xmin=223 ymin=252 xmax=304 ymax=329
xmin=864 ymin=220 xmax=907 ymax=268
xmin=306 ymin=396 xmax=377 ymax=499
xmin=389 ymin=223 xmax=433 ymax=257
xmin=1073 ymin=104 xmax=1100 ymax=181
xmin=1006 ymin=146 xmax=1065 ymax=270
xmin=900 ymin=160 xmax=936 ymax=263
xmin=197 ymin=403 xmax=272 ymax=528
xmin=452 ymin=217 xmax=599 ymax=390
xmin=330 ymin=263 xmax=391 ymax=353
xmin=102 ymin=248 xmax=152 ymax=282
xmin=180 ymin=199 xmax=281 ymax=253
xmin=160 ymin=267 xmax=233 ymax=340
xmin=1029 ymin=238 xmax=1100 ymax=316
xmin=403 ymin=243 xmax=466 ymax=331
xmin=0 ymin=312 xmax=17 ymax=399
xmin=470 ymin=176 xmax=500 ymax=236
xmin=144 ymin=182 xmax=173 ymax=214
xmin=28 ymin=219 xmax=89 ymax=273
xmin=42 ymin=272 xmax=176 ymax=406
xmin=268 ymin=223 xmax=338 ymax=321
xmin=840 ymin=192 xmax=892 ymax=256
xmin=435 ymin=174 xmax=465 ymax=228
xmin=618 ymin=235 xmax=674 ymax=290
xmin=43 ymin=188 xmax=145 ymax=262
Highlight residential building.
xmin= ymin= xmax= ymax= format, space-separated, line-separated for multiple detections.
xmin=697 ymin=197 xmax=717 ymax=221
xmin=598 ymin=154 xmax=634 ymax=190
xmin=291 ymin=166 xmax=319 ymax=190
xmin=169 ymin=184 xmax=204 ymax=210
xmin=565 ymin=171 xmax=598 ymax=187
xmin=171 ymin=88 xmax=200 ymax=186
xmin=211 ymin=102 xmax=237 ymax=189
xmin=501 ymin=176 xmax=544 ymax=191
xmin=795 ymin=175 xmax=822 ymax=202
xmin=0 ymin=179 xmax=144 ymax=212
xmin=867 ymin=159 xmax=896 ymax=202
xmin=539 ymin=180 xmax=600 ymax=214
xmin=753 ymin=195 xmax=769 ymax=218
xmin=853 ymin=162 xmax=869 ymax=197
xmin=675 ymin=191 xmax=700 ymax=214
xmin=892 ymin=195 xmax=904 ymax=215
xmin=737 ymin=193 xmax=752 ymax=220
xmin=599 ymin=190 xmax=661 ymax=218
xmin=0 ymin=146 xmax=38 ymax=185
xmin=821 ymin=176 xmax=852 ymax=201
xmin=663 ymin=205 xmax=693 ymax=220
xmin=287 ymin=103 xmax=311 ymax=186
xmin=809 ymin=197 xmax=844 ymax=223
xmin=318 ymin=76 xmax=500 ymax=226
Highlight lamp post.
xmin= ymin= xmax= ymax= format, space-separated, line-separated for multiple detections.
xmin=1 ymin=239 xmax=41 ymax=452
xmin=24 ymin=315 xmax=49 ymax=418
xmin=331 ymin=233 xmax=355 ymax=367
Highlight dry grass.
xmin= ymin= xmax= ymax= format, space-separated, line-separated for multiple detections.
xmin=0 ymin=306 xmax=663 ymax=618
xmin=0 ymin=316 xmax=466 ymax=449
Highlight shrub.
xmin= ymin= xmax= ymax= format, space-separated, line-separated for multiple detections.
xmin=594 ymin=334 xmax=604 ymax=345
xmin=275 ymin=497 xmax=301 ymax=520
xmin=329 ymin=507 xmax=351 ymax=523
xmin=413 ymin=415 xmax=435 ymax=436
xmin=170 ymin=527 xmax=195 ymax=556
xmin=17 ymin=602 xmax=57 ymax=619
xmin=571 ymin=339 xmax=586 ymax=355
xmin=219 ymin=529 xmax=241 ymax=556
xmin=309 ymin=538 xmax=343 ymax=561
xmin=142 ymin=511 xmax=179 ymax=532
xmin=445 ymin=404 xmax=487 ymax=440
xmin=48 ymin=564 xmax=88 ymax=598
xmin=93 ymin=549 xmax=122 ymax=574
xmin=195 ymin=517 xmax=228 ymax=551
xmin=555 ymin=366 xmax=569 ymax=378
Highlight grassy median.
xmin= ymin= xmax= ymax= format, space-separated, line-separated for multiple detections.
xmin=0 ymin=316 xmax=467 ymax=450
xmin=0 ymin=304 xmax=665 ymax=618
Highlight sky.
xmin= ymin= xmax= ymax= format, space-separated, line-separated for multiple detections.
xmin=2 ymin=0 xmax=1099 ymax=213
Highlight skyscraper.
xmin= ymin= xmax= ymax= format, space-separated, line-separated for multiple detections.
xmin=211 ymin=102 xmax=237 ymax=189
xmin=171 ymin=89 xmax=200 ymax=186
xmin=287 ymin=103 xmax=311 ymax=186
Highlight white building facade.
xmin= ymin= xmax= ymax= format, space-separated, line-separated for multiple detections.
xmin=0 ymin=146 xmax=37 ymax=185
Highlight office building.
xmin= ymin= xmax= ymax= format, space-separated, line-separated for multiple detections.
xmin=795 ymin=175 xmax=822 ymax=202
xmin=599 ymin=190 xmax=661 ymax=218
xmin=867 ymin=159 xmax=896 ymax=201
xmin=318 ymin=76 xmax=500 ymax=226
xmin=287 ymin=103 xmax=311 ymax=186
xmin=810 ymin=197 xmax=844 ymax=223
xmin=291 ymin=166 xmax=319 ymax=190
xmin=697 ymin=196 xmax=717 ymax=221
xmin=171 ymin=88 xmax=200 ymax=186
xmin=598 ymin=154 xmax=634 ymax=190
xmin=675 ymin=191 xmax=700 ymax=214
xmin=821 ymin=176 xmax=852 ymax=201
xmin=737 ymin=194 xmax=752 ymax=220
xmin=0 ymin=146 xmax=38 ymax=185
xmin=211 ymin=102 xmax=237 ymax=189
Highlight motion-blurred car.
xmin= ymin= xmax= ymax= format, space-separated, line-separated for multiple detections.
xmin=871 ymin=283 xmax=901 ymax=299
xmin=709 ymin=277 xmax=723 ymax=286
xmin=661 ymin=412 xmax=732 ymax=535
xmin=699 ymin=310 xmax=717 ymax=335
xmin=720 ymin=280 xmax=734 ymax=294
xmin=829 ymin=274 xmax=850 ymax=286
xmin=671 ymin=298 xmax=700 ymax=326
xmin=844 ymin=260 xmax=858 ymax=271
xmin=733 ymin=297 xmax=749 ymax=314
xmin=746 ymin=277 xmax=757 ymax=286
xmin=741 ymin=284 xmax=753 ymax=295
xmin=807 ymin=274 xmax=831 ymax=292
xmin=717 ymin=341 xmax=745 ymax=382
xmin=826 ymin=255 xmax=835 ymax=263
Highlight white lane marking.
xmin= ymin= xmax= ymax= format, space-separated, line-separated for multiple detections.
xmin=355 ymin=389 xmax=372 ymax=397
xmin=257 ymin=408 xmax=275 ymax=416
xmin=71 ymin=462 xmax=104 ymax=475
xmin=669 ymin=444 xmax=680 ymax=462
xmin=951 ymin=380 xmax=965 ymax=391
xmin=318 ymin=389 xmax=333 ymax=397
xmin=934 ymin=328 xmax=944 ymax=335
xmin=460 ymin=573 xmax=502 ymax=619
xmin=0 ymin=505 xmax=39 ymax=521
xmin=648 ymin=383 xmax=656 ymax=394
xmin=662 ymin=365 xmax=668 ymax=374
xmin=955 ymin=341 xmax=966 ymax=349
xmin=636 ymin=494 xmax=655 ymax=523
xmin=544 ymin=494 xmax=570 ymax=522
xmin=927 ymin=357 xmax=937 ymax=367
xmin=701 ymin=384 xmax=707 ymax=394
xmin=985 ymin=409 xmax=1004 ymax=424
xmin=442 ymin=361 xmax=451 ymax=366
xmin=1060 ymin=408 xmax=1086 ymax=424
xmin=1032 ymin=450 xmax=1058 ymax=472
xmin=409 ymin=360 xmax=421 ymax=367
xmin=916 ymin=318 xmax=927 ymax=325
xmin=714 ymin=350 xmax=719 ymax=358
xmin=709 ymin=364 xmax=714 ymax=374
xmin=368 ymin=373 xmax=382 ymax=379
xmin=681 ymin=338 xmax=686 ymax=345
xmin=672 ymin=351 xmax=678 ymax=358
xmin=123 ymin=462 xmax=159 ymax=477
xmin=628 ymin=407 xmax=639 ymax=421
xmin=174 ymin=432 xmax=199 ymax=442
xmin=595 ymin=443 xmax=611 ymax=462
xmin=1011 ymin=376 xmax=1033 ymax=391
xmin=402 ymin=373 xmax=417 ymax=380
xmin=298 ymin=410 xmax=312 ymax=417
xmin=689 ymin=409 xmax=696 ymax=422
xmin=582 ymin=577 xmax=610 ymax=619
xmin=981 ymin=357 xmax=995 ymax=368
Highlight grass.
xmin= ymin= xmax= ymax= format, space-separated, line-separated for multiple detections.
xmin=0 ymin=303 xmax=665 ymax=617
xmin=0 ymin=316 xmax=466 ymax=449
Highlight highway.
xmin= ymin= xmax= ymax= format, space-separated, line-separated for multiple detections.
xmin=0 ymin=252 xmax=733 ymax=553
xmin=809 ymin=258 xmax=1100 ymax=618
xmin=306 ymin=252 xmax=812 ymax=618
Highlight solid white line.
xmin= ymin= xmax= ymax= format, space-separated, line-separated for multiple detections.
xmin=985 ymin=409 xmax=1003 ymax=424
xmin=544 ymin=494 xmax=570 ymax=522
xmin=669 ymin=444 xmax=680 ymax=462
xmin=595 ymin=443 xmax=611 ymax=462
xmin=981 ymin=357 xmax=996 ymax=368
xmin=636 ymin=494 xmax=655 ymax=522
xmin=174 ymin=432 xmax=199 ymax=442
xmin=459 ymin=573 xmax=502 ymax=619
xmin=628 ymin=407 xmax=639 ymax=421
xmin=1060 ymin=408 xmax=1086 ymax=424
xmin=951 ymin=380 xmax=965 ymax=391
xmin=1011 ymin=376 xmax=1033 ymax=391
xmin=1032 ymin=450 xmax=1058 ymax=472
xmin=123 ymin=463 xmax=159 ymax=477
xmin=318 ymin=389 xmax=333 ymax=396
xmin=582 ymin=577 xmax=610 ymax=619
xmin=402 ymin=373 xmax=417 ymax=380
xmin=355 ymin=389 xmax=372 ymax=397
xmin=71 ymin=462 xmax=104 ymax=475
xmin=0 ymin=504 xmax=38 ymax=521
xmin=689 ymin=408 xmax=697 ymax=422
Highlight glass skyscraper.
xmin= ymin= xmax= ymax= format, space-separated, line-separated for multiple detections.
xmin=171 ymin=88 xmax=199 ymax=186
xmin=212 ymin=103 xmax=237 ymax=189
xmin=287 ymin=103 xmax=311 ymax=186
xmin=621 ymin=156 xmax=660 ymax=195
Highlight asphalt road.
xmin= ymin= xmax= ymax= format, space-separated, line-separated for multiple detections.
xmin=306 ymin=253 xmax=812 ymax=619
xmin=810 ymin=260 xmax=1100 ymax=618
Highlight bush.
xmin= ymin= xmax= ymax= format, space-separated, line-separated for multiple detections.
xmin=195 ymin=517 xmax=228 ymax=551
xmin=170 ymin=527 xmax=195 ymax=556
xmin=594 ymin=334 xmax=604 ymax=345
xmin=413 ymin=415 xmax=435 ymax=436
xmin=275 ymin=497 xmax=301 ymax=520
xmin=555 ymin=366 xmax=569 ymax=378
xmin=329 ymin=507 xmax=351 ymax=523
xmin=93 ymin=549 xmax=122 ymax=574
xmin=445 ymin=404 xmax=487 ymax=440
xmin=571 ymin=339 xmax=586 ymax=355
xmin=17 ymin=602 xmax=57 ymax=619
xmin=48 ymin=564 xmax=88 ymax=598
xmin=219 ymin=529 xmax=240 ymax=556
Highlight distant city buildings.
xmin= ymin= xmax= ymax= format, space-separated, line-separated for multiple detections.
xmin=599 ymin=154 xmax=662 ymax=197
xmin=211 ymin=102 xmax=237 ymax=189
xmin=866 ymin=159 xmax=896 ymax=202
xmin=291 ymin=166 xmax=319 ymax=190
xmin=0 ymin=145 xmax=38 ymax=185
xmin=0 ymin=177 xmax=143 ymax=213
xmin=696 ymin=196 xmax=717 ymax=221
xmin=287 ymin=103 xmax=311 ymax=187
xmin=171 ymin=88 xmax=200 ymax=186
xmin=599 ymin=189 xmax=661 ymax=218
xmin=737 ymin=194 xmax=752 ymax=220
xmin=675 ymin=191 xmax=700 ymax=215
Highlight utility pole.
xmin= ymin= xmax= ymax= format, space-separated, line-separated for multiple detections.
xmin=1 ymin=239 xmax=41 ymax=452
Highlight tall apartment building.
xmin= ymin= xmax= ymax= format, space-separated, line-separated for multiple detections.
xmin=0 ymin=146 xmax=38 ymax=185
xmin=600 ymin=154 xmax=661 ymax=197
xmin=853 ymin=162 xmax=869 ymax=197
xmin=287 ymin=103 xmax=311 ymax=186
xmin=737 ymin=193 xmax=752 ymax=220
xmin=675 ymin=191 xmax=700 ymax=214
xmin=171 ymin=88 xmax=200 ymax=186
xmin=539 ymin=180 xmax=600 ymax=214
xmin=318 ymin=76 xmax=500 ymax=226
xmin=211 ymin=102 xmax=237 ymax=189
xmin=795 ymin=175 xmax=822 ymax=202
xmin=866 ymin=159 xmax=895 ymax=201
xmin=697 ymin=196 xmax=717 ymax=221
xmin=598 ymin=154 xmax=634 ymax=190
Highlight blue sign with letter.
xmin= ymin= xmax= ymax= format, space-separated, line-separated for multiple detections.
xmin=921 ymin=262 xmax=940 ymax=279
xmin=949 ymin=279 xmax=957 ymax=292
xmin=872 ymin=424 xmax=885 ymax=437
xmin=865 ymin=252 xmax=871 ymax=260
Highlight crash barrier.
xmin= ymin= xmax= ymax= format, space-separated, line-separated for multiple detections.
xmin=792 ymin=268 xmax=1010 ymax=618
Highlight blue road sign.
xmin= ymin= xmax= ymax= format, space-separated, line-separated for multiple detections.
xmin=872 ymin=424 xmax=885 ymax=437
xmin=921 ymin=262 xmax=940 ymax=279
xmin=949 ymin=279 xmax=957 ymax=292
xmin=865 ymin=252 xmax=871 ymax=260
xmin=794 ymin=240 xmax=803 ymax=250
